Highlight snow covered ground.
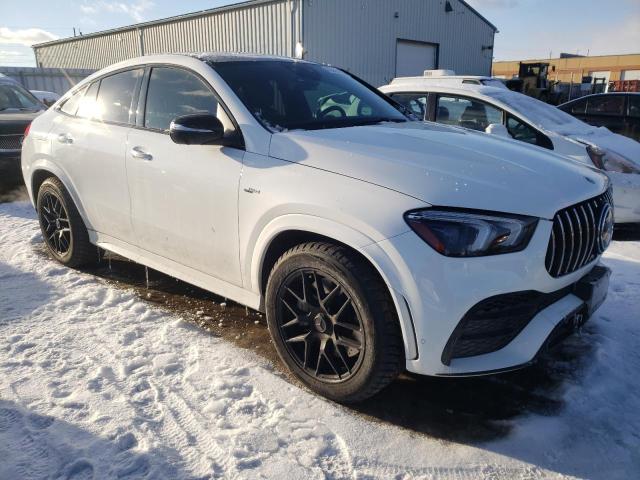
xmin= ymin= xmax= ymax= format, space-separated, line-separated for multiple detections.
xmin=1 ymin=200 xmax=639 ymax=480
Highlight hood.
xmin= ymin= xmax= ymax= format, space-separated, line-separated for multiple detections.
xmin=269 ymin=122 xmax=608 ymax=220
xmin=0 ymin=111 xmax=42 ymax=134
xmin=561 ymin=127 xmax=640 ymax=167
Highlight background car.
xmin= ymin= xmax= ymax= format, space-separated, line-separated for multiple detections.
xmin=380 ymin=78 xmax=640 ymax=225
xmin=0 ymin=75 xmax=45 ymax=186
xmin=30 ymin=90 xmax=62 ymax=107
xmin=558 ymin=93 xmax=640 ymax=142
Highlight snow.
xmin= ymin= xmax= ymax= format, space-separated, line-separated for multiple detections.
xmin=481 ymin=87 xmax=640 ymax=164
xmin=1 ymin=200 xmax=639 ymax=479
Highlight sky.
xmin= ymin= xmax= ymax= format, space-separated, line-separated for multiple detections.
xmin=0 ymin=0 xmax=638 ymax=67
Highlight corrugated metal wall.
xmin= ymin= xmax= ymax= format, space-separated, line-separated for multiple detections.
xmin=303 ymin=0 xmax=495 ymax=86
xmin=34 ymin=29 xmax=141 ymax=70
xmin=0 ymin=66 xmax=95 ymax=95
xmin=34 ymin=0 xmax=300 ymax=70
xmin=32 ymin=0 xmax=494 ymax=87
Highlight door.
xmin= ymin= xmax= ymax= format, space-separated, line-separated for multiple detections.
xmin=585 ymin=95 xmax=626 ymax=135
xmin=50 ymin=69 xmax=143 ymax=243
xmin=396 ymin=40 xmax=437 ymax=77
xmin=126 ymin=66 xmax=244 ymax=285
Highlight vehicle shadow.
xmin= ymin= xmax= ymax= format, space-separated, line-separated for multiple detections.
xmin=0 ymin=261 xmax=53 ymax=325
xmin=81 ymin=253 xmax=589 ymax=446
xmin=351 ymin=325 xmax=598 ymax=440
xmin=27 ymin=233 xmax=637 ymax=479
xmin=0 ymin=399 xmax=193 ymax=479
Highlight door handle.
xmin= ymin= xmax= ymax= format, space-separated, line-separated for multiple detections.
xmin=57 ymin=133 xmax=73 ymax=144
xmin=130 ymin=146 xmax=153 ymax=161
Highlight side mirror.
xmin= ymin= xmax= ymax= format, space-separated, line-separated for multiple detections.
xmin=169 ymin=114 xmax=225 ymax=145
xmin=485 ymin=123 xmax=511 ymax=138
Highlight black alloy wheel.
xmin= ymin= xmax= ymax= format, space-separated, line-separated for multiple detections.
xmin=276 ymin=268 xmax=365 ymax=382
xmin=265 ymin=242 xmax=404 ymax=403
xmin=40 ymin=190 xmax=72 ymax=256
xmin=37 ymin=177 xmax=95 ymax=268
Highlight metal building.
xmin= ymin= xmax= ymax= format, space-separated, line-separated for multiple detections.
xmin=0 ymin=66 xmax=95 ymax=95
xmin=32 ymin=0 xmax=496 ymax=86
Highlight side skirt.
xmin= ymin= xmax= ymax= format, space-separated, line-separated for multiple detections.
xmin=89 ymin=230 xmax=262 ymax=311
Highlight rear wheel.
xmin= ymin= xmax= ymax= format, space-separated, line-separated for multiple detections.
xmin=265 ymin=242 xmax=403 ymax=403
xmin=37 ymin=177 xmax=95 ymax=268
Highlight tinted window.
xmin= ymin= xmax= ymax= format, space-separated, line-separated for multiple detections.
xmin=211 ymin=60 xmax=407 ymax=131
xmin=95 ymin=69 xmax=142 ymax=124
xmin=628 ymin=96 xmax=640 ymax=118
xmin=0 ymin=83 xmax=42 ymax=111
xmin=507 ymin=115 xmax=538 ymax=144
xmin=144 ymin=67 xmax=219 ymax=131
xmin=76 ymin=82 xmax=100 ymax=119
xmin=586 ymin=96 xmax=624 ymax=116
xmin=436 ymin=95 xmax=502 ymax=131
xmin=568 ymin=99 xmax=587 ymax=115
xmin=506 ymin=114 xmax=553 ymax=150
xmin=390 ymin=93 xmax=427 ymax=119
xmin=59 ymin=86 xmax=87 ymax=115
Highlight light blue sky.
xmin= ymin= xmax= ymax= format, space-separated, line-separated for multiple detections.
xmin=1 ymin=0 xmax=638 ymax=67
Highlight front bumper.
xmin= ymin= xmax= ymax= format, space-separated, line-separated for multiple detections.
xmin=362 ymin=219 xmax=610 ymax=377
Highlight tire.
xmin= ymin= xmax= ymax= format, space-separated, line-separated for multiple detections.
xmin=36 ymin=177 xmax=95 ymax=268
xmin=265 ymin=242 xmax=404 ymax=403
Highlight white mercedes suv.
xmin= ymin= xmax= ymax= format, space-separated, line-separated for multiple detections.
xmin=22 ymin=54 xmax=613 ymax=403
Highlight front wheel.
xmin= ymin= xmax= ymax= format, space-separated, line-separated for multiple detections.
xmin=37 ymin=177 xmax=95 ymax=268
xmin=265 ymin=242 xmax=404 ymax=403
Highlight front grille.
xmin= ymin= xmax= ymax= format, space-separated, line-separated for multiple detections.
xmin=441 ymin=287 xmax=571 ymax=365
xmin=545 ymin=189 xmax=613 ymax=278
xmin=0 ymin=134 xmax=23 ymax=150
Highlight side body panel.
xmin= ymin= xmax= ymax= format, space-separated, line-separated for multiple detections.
xmin=126 ymin=129 xmax=245 ymax=285
xmin=47 ymin=114 xmax=134 ymax=242
xmin=238 ymin=152 xmax=426 ymax=359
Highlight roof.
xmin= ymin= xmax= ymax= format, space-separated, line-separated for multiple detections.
xmin=192 ymin=52 xmax=304 ymax=64
xmin=390 ymin=75 xmax=495 ymax=84
xmin=34 ymin=0 xmax=498 ymax=49
xmin=458 ymin=0 xmax=498 ymax=32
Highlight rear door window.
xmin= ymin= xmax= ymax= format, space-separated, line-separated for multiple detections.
xmin=76 ymin=82 xmax=100 ymax=119
xmin=435 ymin=95 xmax=502 ymax=131
xmin=59 ymin=86 xmax=87 ymax=116
xmin=95 ymin=69 xmax=143 ymax=124
xmin=586 ymin=96 xmax=624 ymax=116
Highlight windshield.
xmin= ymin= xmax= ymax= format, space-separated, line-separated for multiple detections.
xmin=484 ymin=89 xmax=587 ymax=132
xmin=210 ymin=60 xmax=408 ymax=131
xmin=0 ymin=83 xmax=43 ymax=112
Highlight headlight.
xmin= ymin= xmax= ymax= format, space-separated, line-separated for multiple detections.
xmin=586 ymin=145 xmax=640 ymax=174
xmin=404 ymin=209 xmax=538 ymax=257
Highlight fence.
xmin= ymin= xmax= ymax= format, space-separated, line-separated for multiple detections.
xmin=0 ymin=66 xmax=95 ymax=96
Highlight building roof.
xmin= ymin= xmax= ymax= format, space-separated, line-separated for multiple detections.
xmin=34 ymin=0 xmax=498 ymax=49
xmin=458 ymin=1 xmax=498 ymax=32
xmin=33 ymin=0 xmax=278 ymax=48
